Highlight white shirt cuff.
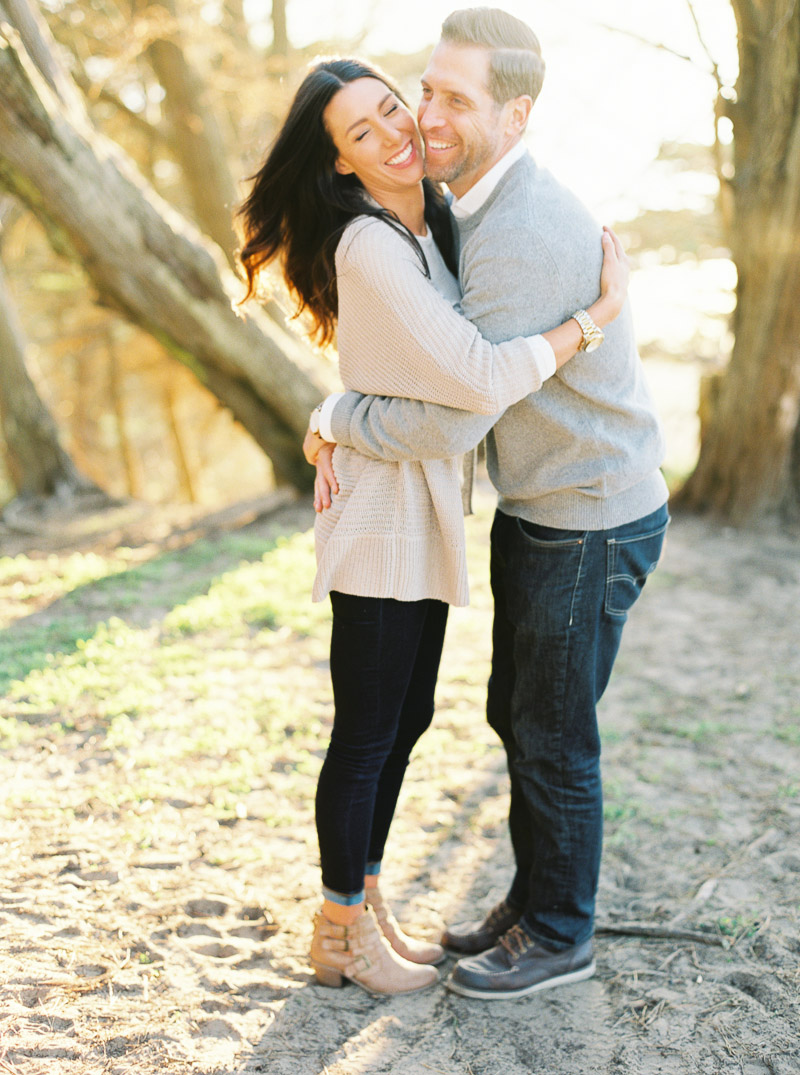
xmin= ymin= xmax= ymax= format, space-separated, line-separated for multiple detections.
xmin=531 ymin=336 xmax=557 ymax=381
xmin=318 ymin=393 xmax=346 ymax=443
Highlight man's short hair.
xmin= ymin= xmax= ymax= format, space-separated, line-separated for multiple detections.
xmin=441 ymin=7 xmax=545 ymax=106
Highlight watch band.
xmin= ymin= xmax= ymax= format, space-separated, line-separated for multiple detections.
xmin=571 ymin=309 xmax=604 ymax=353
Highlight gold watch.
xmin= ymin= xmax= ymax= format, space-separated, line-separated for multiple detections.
xmin=571 ymin=309 xmax=604 ymax=353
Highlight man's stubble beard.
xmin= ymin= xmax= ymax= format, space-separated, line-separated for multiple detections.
xmin=423 ymin=129 xmax=501 ymax=188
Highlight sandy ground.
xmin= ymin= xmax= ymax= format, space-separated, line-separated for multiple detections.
xmin=1 ymin=487 xmax=799 ymax=1075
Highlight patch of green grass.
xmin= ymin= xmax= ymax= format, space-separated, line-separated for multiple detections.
xmin=772 ymin=711 xmax=800 ymax=745
xmin=777 ymin=783 xmax=799 ymax=799
xmin=603 ymin=777 xmax=645 ymax=845
xmin=600 ymin=727 xmax=626 ymax=745
xmin=717 ymin=914 xmax=761 ymax=940
xmin=0 ymin=713 xmax=44 ymax=748
xmin=0 ymin=549 xmax=132 ymax=602
xmin=697 ymin=757 xmax=726 ymax=770
xmin=0 ymin=524 xmax=309 ymax=726
xmin=0 ymin=531 xmax=299 ymax=695
xmin=0 ymin=616 xmax=101 ymax=698
xmin=674 ymin=719 xmax=738 ymax=743
xmin=604 ymin=800 xmax=639 ymax=824
xmin=161 ymin=532 xmax=325 ymax=639
xmin=638 ymin=712 xmax=737 ymax=743
xmin=7 ymin=618 xmax=161 ymax=720
xmin=0 ymin=522 xmax=335 ymax=826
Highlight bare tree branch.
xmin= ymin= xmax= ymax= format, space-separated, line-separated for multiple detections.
xmin=686 ymin=0 xmax=724 ymax=91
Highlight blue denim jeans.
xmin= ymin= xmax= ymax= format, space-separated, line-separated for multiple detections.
xmin=316 ymin=592 xmax=448 ymax=903
xmin=487 ymin=503 xmax=669 ymax=950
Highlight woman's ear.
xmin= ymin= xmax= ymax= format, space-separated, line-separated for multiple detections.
xmin=334 ymin=156 xmax=355 ymax=176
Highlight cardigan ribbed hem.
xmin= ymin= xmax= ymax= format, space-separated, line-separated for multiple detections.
xmin=312 ymin=530 xmax=469 ymax=607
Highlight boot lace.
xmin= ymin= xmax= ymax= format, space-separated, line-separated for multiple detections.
xmin=499 ymin=923 xmax=535 ymax=960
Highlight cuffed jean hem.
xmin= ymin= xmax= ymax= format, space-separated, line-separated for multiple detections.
xmin=520 ymin=913 xmax=595 ymax=953
xmin=364 ymin=861 xmax=382 ymax=876
xmin=322 ymin=885 xmax=365 ymax=906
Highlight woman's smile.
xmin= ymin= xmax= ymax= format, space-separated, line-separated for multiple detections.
xmin=385 ymin=140 xmax=417 ymax=168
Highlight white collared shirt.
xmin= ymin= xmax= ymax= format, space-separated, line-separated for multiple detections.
xmin=450 ymin=141 xmax=527 ymax=219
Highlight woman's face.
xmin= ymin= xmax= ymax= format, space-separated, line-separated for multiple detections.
xmin=323 ymin=77 xmax=424 ymax=202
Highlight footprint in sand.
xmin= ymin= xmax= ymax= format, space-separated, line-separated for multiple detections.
xmin=192 ymin=942 xmax=241 ymax=959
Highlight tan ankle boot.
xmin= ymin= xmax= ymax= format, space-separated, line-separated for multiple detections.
xmin=366 ymin=888 xmax=445 ymax=966
xmin=310 ymin=907 xmax=439 ymax=995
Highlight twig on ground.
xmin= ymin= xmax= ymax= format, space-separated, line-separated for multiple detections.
xmin=658 ymin=948 xmax=685 ymax=970
xmin=670 ymin=877 xmax=719 ymax=927
xmin=596 ymin=921 xmax=726 ymax=946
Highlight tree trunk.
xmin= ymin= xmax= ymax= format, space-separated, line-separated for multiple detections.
xmin=141 ymin=0 xmax=240 ymax=264
xmin=0 ymin=0 xmax=331 ymax=492
xmin=271 ymin=0 xmax=289 ymax=56
xmin=161 ymin=377 xmax=198 ymax=502
xmin=678 ymin=0 xmax=800 ymax=523
xmin=140 ymin=1 xmax=294 ymax=332
xmin=0 ymin=255 xmax=104 ymax=504
xmin=106 ymin=327 xmax=143 ymax=499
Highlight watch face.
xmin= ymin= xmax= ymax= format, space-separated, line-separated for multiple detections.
xmin=584 ymin=336 xmax=602 ymax=353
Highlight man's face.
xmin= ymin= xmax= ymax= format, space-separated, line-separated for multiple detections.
xmin=418 ymin=41 xmax=508 ymax=198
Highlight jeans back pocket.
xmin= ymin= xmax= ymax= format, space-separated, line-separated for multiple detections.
xmin=605 ymin=519 xmax=669 ymax=619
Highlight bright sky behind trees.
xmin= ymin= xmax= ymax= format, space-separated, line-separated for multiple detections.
xmin=241 ymin=0 xmax=737 ymax=220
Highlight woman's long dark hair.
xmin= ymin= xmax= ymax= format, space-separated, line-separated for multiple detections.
xmin=237 ymin=58 xmax=457 ymax=346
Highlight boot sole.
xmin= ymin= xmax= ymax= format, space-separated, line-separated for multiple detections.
xmin=445 ymin=959 xmax=596 ymax=1000
xmin=312 ymin=961 xmax=440 ymax=997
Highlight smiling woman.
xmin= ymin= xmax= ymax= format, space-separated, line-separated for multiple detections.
xmin=237 ymin=59 xmax=454 ymax=346
xmin=324 ymin=78 xmax=427 ymax=230
xmin=235 ymin=52 xmax=628 ymax=999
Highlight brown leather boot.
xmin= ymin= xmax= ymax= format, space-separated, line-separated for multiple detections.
xmin=366 ymin=888 xmax=445 ymax=966
xmin=310 ymin=907 xmax=439 ymax=995
xmin=442 ymin=898 xmax=522 ymax=954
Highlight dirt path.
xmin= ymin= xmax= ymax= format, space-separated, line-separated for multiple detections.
xmin=1 ymin=489 xmax=798 ymax=1074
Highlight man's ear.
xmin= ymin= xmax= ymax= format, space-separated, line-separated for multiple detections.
xmin=506 ymin=95 xmax=533 ymax=136
xmin=335 ymin=156 xmax=354 ymax=176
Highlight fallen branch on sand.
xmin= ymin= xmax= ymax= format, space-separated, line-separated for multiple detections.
xmin=595 ymin=921 xmax=728 ymax=946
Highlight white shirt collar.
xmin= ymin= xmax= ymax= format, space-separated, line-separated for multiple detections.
xmin=450 ymin=141 xmax=527 ymax=219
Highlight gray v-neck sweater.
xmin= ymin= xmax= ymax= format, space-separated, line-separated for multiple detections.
xmin=332 ymin=154 xmax=669 ymax=531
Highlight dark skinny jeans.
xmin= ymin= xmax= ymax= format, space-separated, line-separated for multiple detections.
xmin=316 ymin=590 xmax=448 ymax=903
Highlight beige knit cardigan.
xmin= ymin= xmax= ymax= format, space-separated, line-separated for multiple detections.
xmin=312 ymin=216 xmax=549 ymax=607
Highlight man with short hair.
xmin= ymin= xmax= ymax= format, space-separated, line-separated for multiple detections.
xmin=308 ymin=6 xmax=669 ymax=1000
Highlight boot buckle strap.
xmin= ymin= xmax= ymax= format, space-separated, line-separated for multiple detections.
xmin=324 ymin=937 xmax=349 ymax=952
xmin=346 ymin=953 xmax=372 ymax=975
